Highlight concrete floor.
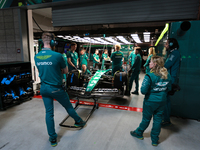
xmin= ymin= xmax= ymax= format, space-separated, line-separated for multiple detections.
xmin=0 ymin=72 xmax=200 ymax=150
xmin=1 ymin=99 xmax=200 ymax=150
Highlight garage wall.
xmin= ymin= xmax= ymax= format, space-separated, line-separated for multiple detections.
xmin=0 ymin=8 xmax=29 ymax=63
xmin=170 ymin=21 xmax=200 ymax=120
xmin=52 ymin=0 xmax=199 ymax=27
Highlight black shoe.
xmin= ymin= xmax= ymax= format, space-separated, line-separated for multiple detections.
xmin=124 ymin=91 xmax=130 ymax=96
xmin=74 ymin=120 xmax=86 ymax=127
xmin=131 ymin=91 xmax=139 ymax=95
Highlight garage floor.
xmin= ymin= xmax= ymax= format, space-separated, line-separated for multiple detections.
xmin=0 ymin=73 xmax=200 ymax=150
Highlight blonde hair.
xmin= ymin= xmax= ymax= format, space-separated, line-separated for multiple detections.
xmin=150 ymin=56 xmax=168 ymax=79
xmin=115 ymin=44 xmax=121 ymax=50
xmin=148 ymin=47 xmax=156 ymax=57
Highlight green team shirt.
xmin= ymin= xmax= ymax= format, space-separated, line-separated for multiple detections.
xmin=83 ymin=69 xmax=91 ymax=75
xmin=62 ymin=53 xmax=68 ymax=80
xmin=34 ymin=48 xmax=66 ymax=86
xmin=129 ymin=50 xmax=136 ymax=66
xmin=79 ymin=53 xmax=88 ymax=66
xmin=93 ymin=53 xmax=99 ymax=63
xmin=141 ymin=72 xmax=171 ymax=102
xmin=111 ymin=51 xmax=124 ymax=67
xmin=131 ymin=53 xmax=142 ymax=72
xmin=144 ymin=54 xmax=153 ymax=73
xmin=102 ymin=53 xmax=108 ymax=60
xmin=67 ymin=51 xmax=78 ymax=71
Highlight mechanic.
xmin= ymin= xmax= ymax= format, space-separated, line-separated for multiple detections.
xmin=162 ymin=38 xmax=181 ymax=126
xmin=101 ymin=49 xmax=110 ymax=70
xmin=110 ymin=44 xmax=124 ymax=76
xmin=128 ymin=48 xmax=142 ymax=95
xmin=79 ymin=48 xmax=88 ymax=69
xmin=144 ymin=47 xmax=156 ymax=73
xmin=56 ymin=47 xmax=68 ymax=82
xmin=93 ymin=49 xmax=100 ymax=68
xmin=34 ymin=33 xmax=86 ymax=147
xmin=82 ymin=64 xmax=91 ymax=75
xmin=129 ymin=48 xmax=136 ymax=67
xmin=130 ymin=56 xmax=171 ymax=146
xmin=67 ymin=42 xmax=79 ymax=71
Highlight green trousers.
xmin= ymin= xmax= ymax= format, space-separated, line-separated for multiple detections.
xmin=129 ymin=70 xmax=139 ymax=92
xmin=40 ymin=83 xmax=82 ymax=141
xmin=135 ymin=101 xmax=165 ymax=143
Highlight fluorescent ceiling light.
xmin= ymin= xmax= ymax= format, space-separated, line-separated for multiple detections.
xmin=143 ymin=32 xmax=150 ymax=42
xmin=57 ymin=35 xmax=64 ymax=38
xmin=116 ymin=36 xmax=132 ymax=44
xmin=94 ymin=37 xmax=111 ymax=44
xmin=105 ymin=37 xmax=122 ymax=45
xmin=84 ymin=37 xmax=100 ymax=44
xmin=131 ymin=34 xmax=142 ymax=43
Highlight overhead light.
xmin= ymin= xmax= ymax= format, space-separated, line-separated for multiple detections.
xmin=131 ymin=34 xmax=142 ymax=43
xmin=64 ymin=36 xmax=72 ymax=40
xmin=94 ymin=37 xmax=111 ymax=44
xmin=116 ymin=36 xmax=132 ymax=44
xmin=84 ymin=37 xmax=100 ymax=44
xmin=57 ymin=35 xmax=64 ymax=38
xmin=105 ymin=37 xmax=122 ymax=45
xmin=143 ymin=32 xmax=150 ymax=42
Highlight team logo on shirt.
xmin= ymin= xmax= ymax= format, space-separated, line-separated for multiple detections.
xmin=36 ymin=55 xmax=52 ymax=60
xmin=155 ymin=82 xmax=169 ymax=86
xmin=37 ymin=62 xmax=53 ymax=66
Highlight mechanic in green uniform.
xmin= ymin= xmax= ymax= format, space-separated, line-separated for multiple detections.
xmin=110 ymin=44 xmax=124 ymax=76
xmin=79 ymin=49 xmax=88 ymax=69
xmin=130 ymin=56 xmax=171 ymax=146
xmin=93 ymin=49 xmax=100 ymax=68
xmin=67 ymin=42 xmax=79 ymax=71
xmin=101 ymin=49 xmax=110 ymax=70
xmin=34 ymin=33 xmax=86 ymax=147
xmin=162 ymin=38 xmax=181 ymax=126
xmin=144 ymin=47 xmax=156 ymax=73
xmin=82 ymin=64 xmax=91 ymax=75
xmin=129 ymin=49 xmax=136 ymax=67
xmin=86 ymin=49 xmax=89 ymax=57
xmin=128 ymin=48 xmax=142 ymax=95
xmin=57 ymin=48 xmax=68 ymax=82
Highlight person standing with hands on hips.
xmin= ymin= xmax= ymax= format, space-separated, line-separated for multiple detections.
xmin=162 ymin=38 xmax=181 ymax=126
xmin=130 ymin=56 xmax=171 ymax=146
xmin=101 ymin=49 xmax=110 ymax=70
xmin=93 ymin=49 xmax=100 ymax=68
xmin=34 ymin=33 xmax=86 ymax=147
xmin=144 ymin=47 xmax=156 ymax=73
xmin=67 ymin=42 xmax=79 ymax=71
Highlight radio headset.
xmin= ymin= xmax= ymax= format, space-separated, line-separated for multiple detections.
xmin=50 ymin=33 xmax=56 ymax=47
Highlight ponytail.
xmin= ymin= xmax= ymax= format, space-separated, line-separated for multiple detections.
xmin=151 ymin=56 xmax=169 ymax=79
xmin=159 ymin=67 xmax=168 ymax=79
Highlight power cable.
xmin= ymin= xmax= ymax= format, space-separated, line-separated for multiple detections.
xmin=32 ymin=17 xmax=44 ymax=32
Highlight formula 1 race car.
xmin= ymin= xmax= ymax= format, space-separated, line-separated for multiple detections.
xmin=66 ymin=69 xmax=128 ymax=98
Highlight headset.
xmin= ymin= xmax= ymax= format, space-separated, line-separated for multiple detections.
xmin=49 ymin=33 xmax=56 ymax=47
xmin=41 ymin=32 xmax=56 ymax=48
xmin=168 ymin=38 xmax=179 ymax=50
